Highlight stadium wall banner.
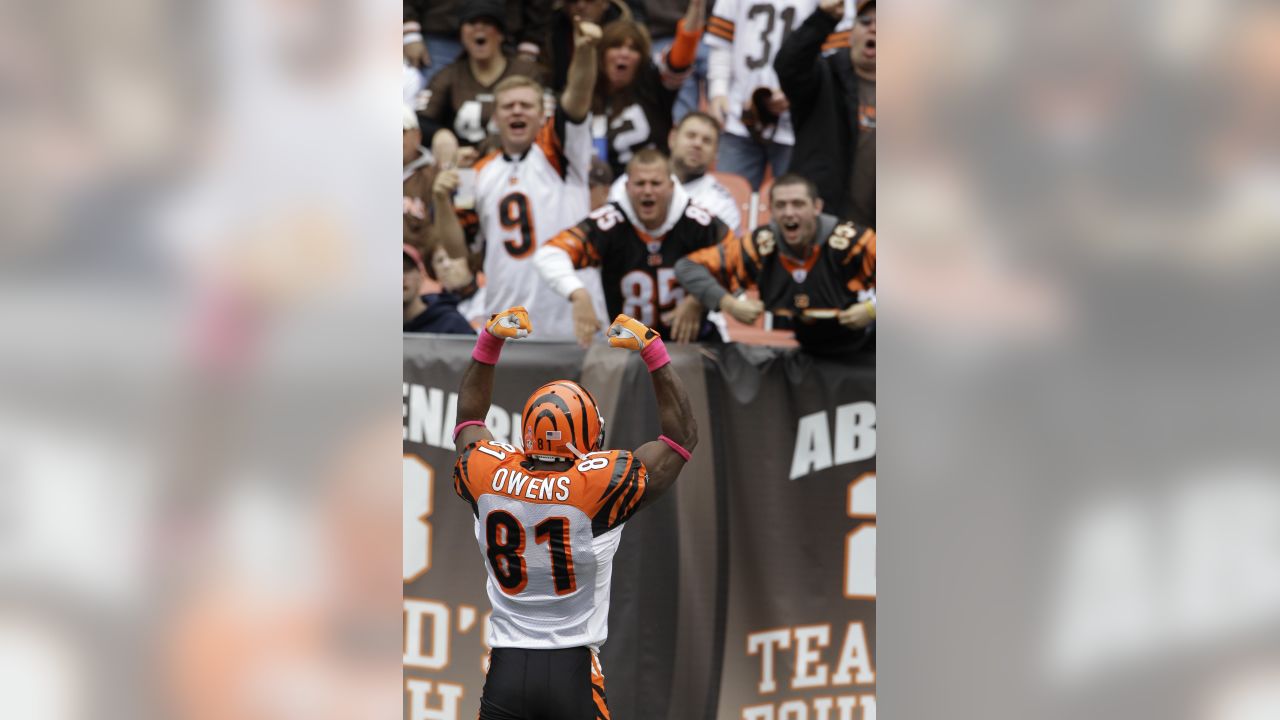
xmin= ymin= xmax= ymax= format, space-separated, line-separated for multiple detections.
xmin=707 ymin=345 xmax=877 ymax=720
xmin=403 ymin=337 xmax=875 ymax=720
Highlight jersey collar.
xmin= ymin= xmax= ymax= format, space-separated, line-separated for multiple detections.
xmin=502 ymin=146 xmax=532 ymax=163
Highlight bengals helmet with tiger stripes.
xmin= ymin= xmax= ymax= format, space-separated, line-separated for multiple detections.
xmin=521 ymin=380 xmax=606 ymax=460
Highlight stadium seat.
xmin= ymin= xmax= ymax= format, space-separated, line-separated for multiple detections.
xmin=755 ymin=177 xmax=774 ymax=230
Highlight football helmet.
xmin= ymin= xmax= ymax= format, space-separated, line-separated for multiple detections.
xmin=521 ymin=380 xmax=606 ymax=460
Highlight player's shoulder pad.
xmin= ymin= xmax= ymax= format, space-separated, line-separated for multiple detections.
xmin=462 ymin=439 xmax=521 ymax=465
xmin=573 ymin=448 xmax=635 ymax=472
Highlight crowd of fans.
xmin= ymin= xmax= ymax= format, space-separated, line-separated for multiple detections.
xmin=403 ymin=0 xmax=876 ymax=360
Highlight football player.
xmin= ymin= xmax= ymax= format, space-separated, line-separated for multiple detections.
xmin=452 ymin=307 xmax=697 ymax=719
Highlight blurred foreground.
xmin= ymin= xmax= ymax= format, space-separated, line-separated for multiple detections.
xmin=0 ymin=0 xmax=402 ymax=717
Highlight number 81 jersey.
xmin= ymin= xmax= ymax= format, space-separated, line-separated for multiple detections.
xmin=453 ymin=440 xmax=648 ymax=650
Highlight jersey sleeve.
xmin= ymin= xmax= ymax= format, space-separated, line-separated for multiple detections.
xmin=544 ymin=211 xmax=608 ymax=269
xmin=705 ymin=215 xmax=733 ymax=251
xmin=660 ymin=18 xmax=703 ymax=86
xmin=581 ymin=451 xmax=648 ymax=536
xmin=452 ymin=442 xmax=486 ymax=516
xmin=705 ymin=0 xmax=737 ymax=49
xmin=839 ymin=225 xmax=876 ymax=294
xmin=535 ymin=106 xmax=593 ymax=185
xmin=682 ymin=227 xmax=763 ymax=293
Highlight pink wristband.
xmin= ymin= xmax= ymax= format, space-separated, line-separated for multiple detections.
xmin=453 ymin=420 xmax=487 ymax=442
xmin=658 ymin=434 xmax=692 ymax=461
xmin=640 ymin=338 xmax=671 ymax=372
xmin=472 ymin=331 xmax=504 ymax=365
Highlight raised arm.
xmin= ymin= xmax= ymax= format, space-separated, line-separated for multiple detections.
xmin=606 ymin=315 xmax=698 ymax=511
xmin=675 ymin=233 xmax=765 ymax=325
xmin=775 ymin=0 xmax=842 ymax=123
xmin=534 ymin=211 xmax=610 ymax=347
xmin=559 ymin=15 xmax=601 ymax=122
xmin=453 ymin=307 xmax=533 ymax=452
xmin=430 ymin=169 xmax=469 ymax=261
xmin=659 ymin=0 xmax=706 ymax=88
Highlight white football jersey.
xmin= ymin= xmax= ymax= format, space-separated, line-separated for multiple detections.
xmin=454 ymin=441 xmax=648 ymax=650
xmin=706 ymin=0 xmax=853 ymax=145
xmin=474 ymin=109 xmax=607 ymax=340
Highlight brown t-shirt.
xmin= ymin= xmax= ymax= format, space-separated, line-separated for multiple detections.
xmin=421 ymin=55 xmax=547 ymax=146
xmin=848 ymin=77 xmax=876 ymax=229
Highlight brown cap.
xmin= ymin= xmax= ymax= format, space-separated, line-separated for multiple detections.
xmin=459 ymin=0 xmax=506 ymax=34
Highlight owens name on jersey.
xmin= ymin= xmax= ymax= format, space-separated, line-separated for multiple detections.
xmin=454 ymin=440 xmax=648 ymax=650
xmin=541 ymin=185 xmax=731 ymax=339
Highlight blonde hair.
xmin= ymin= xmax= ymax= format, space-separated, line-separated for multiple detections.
xmin=493 ymin=75 xmax=546 ymax=106
xmin=626 ymin=147 xmax=671 ymax=176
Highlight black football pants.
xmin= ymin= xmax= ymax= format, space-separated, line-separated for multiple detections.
xmin=479 ymin=646 xmax=610 ymax=719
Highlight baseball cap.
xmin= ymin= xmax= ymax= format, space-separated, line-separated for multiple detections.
xmin=403 ymin=104 xmax=419 ymax=131
xmin=459 ymin=0 xmax=506 ymax=34
xmin=403 ymin=243 xmax=426 ymax=275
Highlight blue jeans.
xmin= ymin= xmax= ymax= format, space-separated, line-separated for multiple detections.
xmin=715 ymin=131 xmax=793 ymax=190
xmin=421 ymin=35 xmax=463 ymax=87
xmin=652 ymin=36 xmax=710 ymax=124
